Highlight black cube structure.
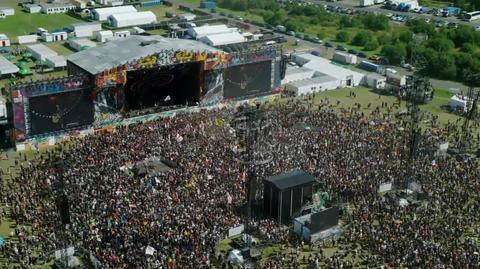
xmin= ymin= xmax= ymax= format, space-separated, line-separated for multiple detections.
xmin=264 ymin=170 xmax=316 ymax=224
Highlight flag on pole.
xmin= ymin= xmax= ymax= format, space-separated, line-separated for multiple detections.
xmin=176 ymin=133 xmax=183 ymax=143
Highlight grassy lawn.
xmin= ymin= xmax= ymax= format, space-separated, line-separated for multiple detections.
xmin=44 ymin=42 xmax=76 ymax=57
xmin=180 ymin=0 xmax=202 ymax=6
xmin=301 ymin=87 xmax=463 ymax=127
xmin=0 ymin=0 xmax=84 ymax=39
xmin=215 ymin=8 xmax=266 ymax=24
xmin=137 ymin=4 xmax=180 ymax=20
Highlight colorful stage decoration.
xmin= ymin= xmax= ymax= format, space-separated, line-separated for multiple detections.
xmin=122 ymin=46 xmax=280 ymax=73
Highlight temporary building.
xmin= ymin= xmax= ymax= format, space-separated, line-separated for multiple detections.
xmin=96 ymin=30 xmax=113 ymax=42
xmin=332 ymin=52 xmax=358 ymax=65
xmin=0 ymin=55 xmax=19 ymax=77
xmin=178 ymin=13 xmax=196 ymax=21
xmin=188 ymin=24 xmax=236 ymax=39
xmin=17 ymin=34 xmax=38 ymax=44
xmin=363 ymin=73 xmax=386 ymax=90
xmin=71 ymin=22 xmax=102 ymax=38
xmin=285 ymin=74 xmax=340 ymax=96
xmin=282 ymin=66 xmax=315 ymax=85
xmin=108 ymin=11 xmax=157 ymax=28
xmin=71 ymin=22 xmax=102 ymax=33
xmin=91 ymin=5 xmax=137 ymax=21
xmin=293 ymin=53 xmax=365 ymax=87
xmin=0 ymin=7 xmax=15 ymax=16
xmin=45 ymin=55 xmax=67 ymax=69
xmin=42 ymin=32 xmax=68 ymax=42
xmin=23 ymin=4 xmax=42 ymax=13
xmin=41 ymin=3 xmax=76 ymax=14
xmin=114 ymin=30 xmax=130 ymax=39
xmin=97 ymin=0 xmax=124 ymax=6
xmin=198 ymin=32 xmax=246 ymax=46
xmin=449 ymin=95 xmax=471 ymax=113
xmin=68 ymin=38 xmax=97 ymax=51
xmin=26 ymin=44 xmax=58 ymax=61
xmin=0 ymin=34 xmax=10 ymax=47
xmin=72 ymin=0 xmax=87 ymax=9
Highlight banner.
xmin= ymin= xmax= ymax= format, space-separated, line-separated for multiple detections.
xmin=228 ymin=224 xmax=244 ymax=237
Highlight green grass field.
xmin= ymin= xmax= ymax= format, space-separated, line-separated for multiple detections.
xmin=0 ymin=1 xmax=84 ymax=38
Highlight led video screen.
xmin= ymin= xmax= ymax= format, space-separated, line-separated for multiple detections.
xmin=224 ymin=61 xmax=272 ymax=99
xmin=28 ymin=89 xmax=94 ymax=136
xmin=124 ymin=61 xmax=201 ymax=110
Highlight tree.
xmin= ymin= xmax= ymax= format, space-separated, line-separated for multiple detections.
xmin=381 ymin=44 xmax=406 ymax=64
xmin=336 ymin=31 xmax=350 ymax=42
xmin=351 ymin=30 xmax=373 ymax=46
xmin=427 ymin=37 xmax=454 ymax=52
xmin=364 ymin=40 xmax=379 ymax=51
xmin=361 ymin=14 xmax=389 ymax=31
xmin=399 ymin=30 xmax=413 ymax=43
xmin=376 ymin=32 xmax=391 ymax=45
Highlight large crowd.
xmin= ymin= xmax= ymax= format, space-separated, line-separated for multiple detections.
xmin=0 ymin=94 xmax=479 ymax=268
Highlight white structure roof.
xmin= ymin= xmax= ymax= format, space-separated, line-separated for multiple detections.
xmin=69 ymin=38 xmax=97 ymax=48
xmin=199 ymin=32 xmax=246 ymax=46
xmin=93 ymin=5 xmax=137 ymax=20
xmin=191 ymin=24 xmax=234 ymax=38
xmin=0 ymin=34 xmax=8 ymax=40
xmin=108 ymin=11 xmax=156 ymax=27
xmin=0 ymin=56 xmax=19 ymax=76
xmin=294 ymin=53 xmax=365 ymax=82
xmin=282 ymin=66 xmax=315 ymax=84
xmin=71 ymin=22 xmax=102 ymax=31
xmin=26 ymin=44 xmax=58 ymax=58
xmin=287 ymin=75 xmax=338 ymax=88
xmin=45 ymin=55 xmax=67 ymax=68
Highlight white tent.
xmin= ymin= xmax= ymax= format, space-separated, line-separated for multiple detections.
xmin=198 ymin=32 xmax=246 ymax=46
xmin=108 ymin=11 xmax=156 ymax=28
xmin=449 ymin=95 xmax=471 ymax=113
xmin=0 ymin=56 xmax=19 ymax=77
xmin=92 ymin=5 xmax=137 ymax=21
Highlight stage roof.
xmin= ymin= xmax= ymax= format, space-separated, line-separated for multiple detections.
xmin=67 ymin=35 xmax=223 ymax=75
xmin=265 ymin=170 xmax=316 ymax=191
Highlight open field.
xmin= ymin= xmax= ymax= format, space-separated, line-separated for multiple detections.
xmin=137 ymin=4 xmax=179 ymax=19
xmin=0 ymin=1 xmax=84 ymax=38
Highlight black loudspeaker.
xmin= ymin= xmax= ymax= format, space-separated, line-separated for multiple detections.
xmin=57 ymin=194 xmax=71 ymax=225
xmin=409 ymin=130 xmax=421 ymax=158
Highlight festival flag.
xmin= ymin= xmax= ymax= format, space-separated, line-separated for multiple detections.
xmin=226 ymin=192 xmax=233 ymax=205
xmin=145 ymin=246 xmax=155 ymax=256
xmin=175 ymin=133 xmax=183 ymax=143
xmin=215 ymin=118 xmax=225 ymax=126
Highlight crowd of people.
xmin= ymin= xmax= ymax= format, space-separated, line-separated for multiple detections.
xmin=0 ymin=94 xmax=479 ymax=268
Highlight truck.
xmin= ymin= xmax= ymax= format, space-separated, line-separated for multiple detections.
xmin=275 ymin=25 xmax=286 ymax=33
xmin=374 ymin=0 xmax=386 ymax=4
xmin=358 ymin=60 xmax=382 ymax=73
xmin=386 ymin=73 xmax=407 ymax=87
xmin=360 ymin=0 xmax=375 ymax=7
xmin=442 ymin=7 xmax=461 ymax=17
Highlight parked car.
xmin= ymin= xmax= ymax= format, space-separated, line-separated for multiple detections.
xmin=303 ymin=34 xmax=311 ymax=41
xmin=325 ymin=42 xmax=333 ymax=48
xmin=312 ymin=37 xmax=322 ymax=44
xmin=219 ymin=11 xmax=226 ymax=16
xmin=358 ymin=52 xmax=368 ymax=58
xmin=369 ymin=55 xmax=381 ymax=61
xmin=336 ymin=45 xmax=346 ymax=51
xmin=447 ymin=22 xmax=458 ymax=29
xmin=234 ymin=15 xmax=243 ymax=21
xmin=348 ymin=48 xmax=357 ymax=54
xmin=295 ymin=33 xmax=303 ymax=38
xmin=311 ymin=50 xmax=321 ymax=56
xmin=287 ymin=31 xmax=295 ymax=36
